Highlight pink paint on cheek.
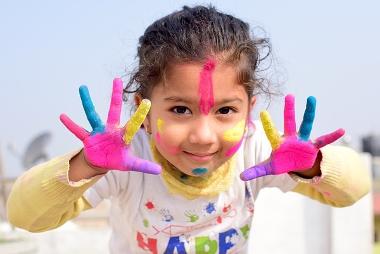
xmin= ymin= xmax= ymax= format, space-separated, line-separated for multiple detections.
xmin=225 ymin=137 xmax=244 ymax=157
xmin=199 ymin=59 xmax=216 ymax=115
xmin=155 ymin=132 xmax=180 ymax=155
xmin=155 ymin=118 xmax=180 ymax=154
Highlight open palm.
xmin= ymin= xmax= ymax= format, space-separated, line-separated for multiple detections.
xmin=60 ymin=78 xmax=161 ymax=174
xmin=241 ymin=94 xmax=344 ymax=181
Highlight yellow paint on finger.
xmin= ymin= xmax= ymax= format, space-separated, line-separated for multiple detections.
xmin=260 ymin=111 xmax=281 ymax=149
xmin=124 ymin=99 xmax=151 ymax=144
xmin=223 ymin=120 xmax=245 ymax=142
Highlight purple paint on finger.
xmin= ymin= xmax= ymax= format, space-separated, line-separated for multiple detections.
xmin=240 ymin=164 xmax=271 ymax=181
xmin=125 ymin=155 xmax=161 ymax=174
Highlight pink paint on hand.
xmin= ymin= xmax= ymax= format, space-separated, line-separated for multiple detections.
xmin=269 ymin=138 xmax=319 ymax=173
xmin=60 ymin=78 xmax=161 ymax=175
xmin=106 ymin=78 xmax=123 ymax=129
xmin=284 ymin=94 xmax=296 ymax=136
xmin=240 ymin=94 xmax=345 ymax=181
xmin=314 ymin=128 xmax=345 ymax=149
xmin=60 ymin=114 xmax=89 ymax=141
xmin=241 ymin=137 xmax=319 ymax=180
xmin=199 ymin=59 xmax=216 ymax=115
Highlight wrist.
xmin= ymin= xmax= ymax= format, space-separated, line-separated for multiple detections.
xmin=291 ymin=151 xmax=322 ymax=179
xmin=83 ymin=153 xmax=109 ymax=174
xmin=69 ymin=150 xmax=107 ymax=182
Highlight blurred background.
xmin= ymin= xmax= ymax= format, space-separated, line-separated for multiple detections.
xmin=0 ymin=0 xmax=379 ymax=253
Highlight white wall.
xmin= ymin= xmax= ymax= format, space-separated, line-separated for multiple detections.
xmin=250 ymin=154 xmax=373 ymax=254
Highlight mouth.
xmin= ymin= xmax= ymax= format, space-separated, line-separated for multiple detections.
xmin=183 ymin=151 xmax=217 ymax=162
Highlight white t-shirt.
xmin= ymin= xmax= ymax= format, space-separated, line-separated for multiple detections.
xmin=84 ymin=121 xmax=297 ymax=253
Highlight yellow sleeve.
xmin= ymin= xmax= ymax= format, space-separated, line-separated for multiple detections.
xmin=6 ymin=150 xmax=103 ymax=232
xmin=290 ymin=145 xmax=371 ymax=207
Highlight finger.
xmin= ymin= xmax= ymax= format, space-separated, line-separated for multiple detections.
xmin=106 ymin=78 xmax=123 ymax=128
xmin=314 ymin=128 xmax=345 ymax=149
xmin=79 ymin=85 xmax=105 ymax=133
xmin=124 ymin=156 xmax=161 ymax=174
xmin=299 ymin=96 xmax=316 ymax=141
xmin=240 ymin=163 xmax=272 ymax=181
xmin=123 ymin=99 xmax=151 ymax=144
xmin=60 ymin=114 xmax=89 ymax=141
xmin=260 ymin=111 xmax=281 ymax=150
xmin=284 ymin=94 xmax=296 ymax=136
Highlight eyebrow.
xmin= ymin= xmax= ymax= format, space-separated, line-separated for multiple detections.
xmin=164 ymin=96 xmax=194 ymax=104
xmin=163 ymin=96 xmax=243 ymax=105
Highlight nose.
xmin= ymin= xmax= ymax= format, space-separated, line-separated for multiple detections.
xmin=188 ymin=116 xmax=217 ymax=145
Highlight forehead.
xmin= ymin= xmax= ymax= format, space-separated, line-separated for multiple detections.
xmin=154 ymin=62 xmax=248 ymax=101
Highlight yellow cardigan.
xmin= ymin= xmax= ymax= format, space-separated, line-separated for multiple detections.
xmin=7 ymin=145 xmax=371 ymax=233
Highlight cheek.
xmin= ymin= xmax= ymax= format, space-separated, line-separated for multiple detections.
xmin=222 ymin=120 xmax=245 ymax=142
xmin=153 ymin=118 xmax=182 ymax=155
xmin=222 ymin=120 xmax=246 ymax=157
xmin=224 ymin=138 xmax=244 ymax=157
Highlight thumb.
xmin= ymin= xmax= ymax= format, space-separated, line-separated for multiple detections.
xmin=240 ymin=162 xmax=272 ymax=181
xmin=124 ymin=156 xmax=162 ymax=175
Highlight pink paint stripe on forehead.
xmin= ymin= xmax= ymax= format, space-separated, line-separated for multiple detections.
xmin=199 ymin=59 xmax=216 ymax=115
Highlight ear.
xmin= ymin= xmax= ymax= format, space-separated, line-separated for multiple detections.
xmin=134 ymin=93 xmax=142 ymax=107
xmin=134 ymin=94 xmax=152 ymax=134
xmin=249 ymin=96 xmax=256 ymax=114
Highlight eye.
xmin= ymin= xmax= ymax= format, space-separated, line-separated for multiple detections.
xmin=217 ymin=106 xmax=236 ymax=115
xmin=171 ymin=106 xmax=192 ymax=115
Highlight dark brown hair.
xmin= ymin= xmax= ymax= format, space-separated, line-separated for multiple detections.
xmin=123 ymin=5 xmax=273 ymax=101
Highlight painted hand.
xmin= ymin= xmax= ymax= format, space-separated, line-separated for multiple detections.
xmin=240 ymin=94 xmax=344 ymax=181
xmin=59 ymin=78 xmax=161 ymax=174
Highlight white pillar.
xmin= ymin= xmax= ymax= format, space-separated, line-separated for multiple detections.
xmin=331 ymin=153 xmax=373 ymax=254
xmin=251 ymin=153 xmax=373 ymax=254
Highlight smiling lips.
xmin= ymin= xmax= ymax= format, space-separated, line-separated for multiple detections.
xmin=183 ymin=151 xmax=217 ymax=162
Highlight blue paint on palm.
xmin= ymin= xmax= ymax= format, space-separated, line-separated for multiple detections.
xmin=79 ymin=85 xmax=105 ymax=134
xmin=192 ymin=167 xmax=208 ymax=175
xmin=299 ymin=96 xmax=316 ymax=141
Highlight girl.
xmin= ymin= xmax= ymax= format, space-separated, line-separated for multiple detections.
xmin=7 ymin=5 xmax=370 ymax=253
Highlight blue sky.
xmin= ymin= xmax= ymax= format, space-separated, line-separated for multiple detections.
xmin=1 ymin=0 xmax=379 ymax=176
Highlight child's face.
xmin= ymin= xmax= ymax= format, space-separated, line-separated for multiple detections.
xmin=144 ymin=61 xmax=255 ymax=176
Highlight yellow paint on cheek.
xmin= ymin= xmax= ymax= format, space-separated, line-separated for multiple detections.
xmin=157 ymin=118 xmax=164 ymax=132
xmin=223 ymin=120 xmax=245 ymax=142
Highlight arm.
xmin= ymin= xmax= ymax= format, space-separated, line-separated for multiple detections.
xmin=6 ymin=150 xmax=100 ymax=232
xmin=7 ymin=78 xmax=161 ymax=232
xmin=241 ymin=95 xmax=344 ymax=181
xmin=241 ymin=95 xmax=370 ymax=206
xmin=290 ymin=145 xmax=371 ymax=207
